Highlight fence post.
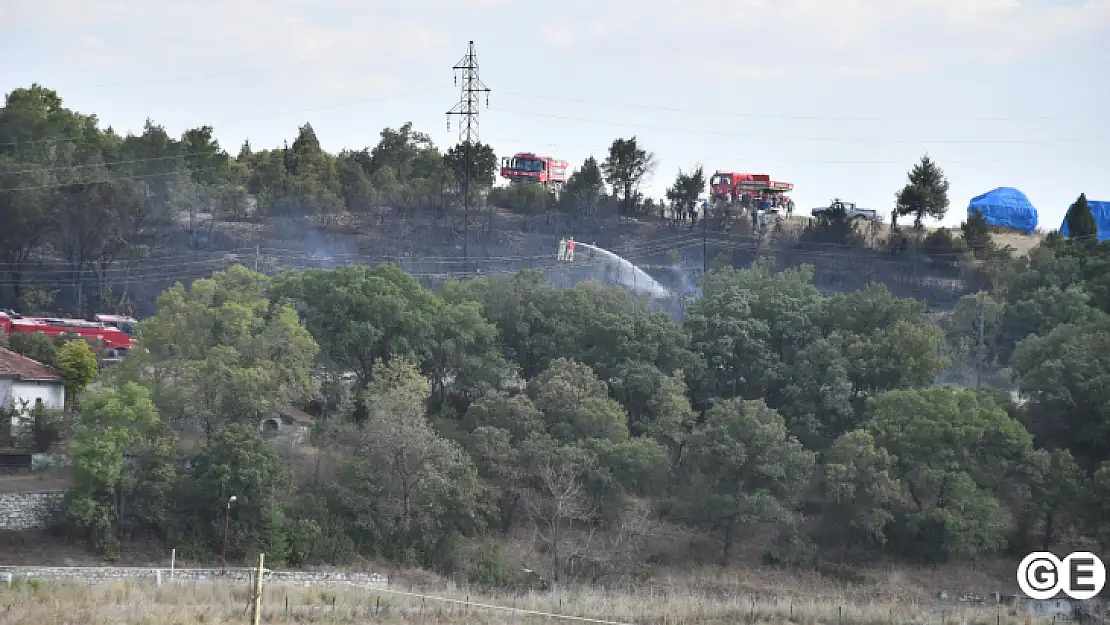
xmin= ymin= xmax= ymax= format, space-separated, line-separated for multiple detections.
xmin=156 ymin=569 xmax=162 ymax=586
xmin=170 ymin=548 xmax=175 ymax=581
xmin=250 ymin=553 xmax=265 ymax=625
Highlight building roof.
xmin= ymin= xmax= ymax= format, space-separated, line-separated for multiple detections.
xmin=0 ymin=347 xmax=64 ymax=382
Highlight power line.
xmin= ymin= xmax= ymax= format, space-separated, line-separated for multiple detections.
xmin=478 ymin=133 xmax=1100 ymax=166
xmin=487 ymin=107 xmax=1104 ymax=145
xmin=76 ymin=56 xmax=434 ymax=90
xmin=446 ymin=41 xmax=491 ymax=275
xmin=0 ymin=227 xmax=1049 ymax=289
xmin=496 ymin=89 xmax=1095 ymax=123
xmin=0 ymin=151 xmax=223 ymax=177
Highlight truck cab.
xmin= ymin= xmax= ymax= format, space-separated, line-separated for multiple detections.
xmin=813 ymin=200 xmax=878 ymax=221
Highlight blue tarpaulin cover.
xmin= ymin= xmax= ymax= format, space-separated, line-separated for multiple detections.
xmin=1060 ymin=200 xmax=1110 ymax=242
xmin=967 ymin=187 xmax=1039 ymax=234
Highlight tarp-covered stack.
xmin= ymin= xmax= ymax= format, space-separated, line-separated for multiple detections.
xmin=967 ymin=187 xmax=1039 ymax=235
xmin=1060 ymin=200 xmax=1110 ymax=242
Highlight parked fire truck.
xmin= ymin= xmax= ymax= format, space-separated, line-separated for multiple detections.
xmin=500 ymin=152 xmax=569 ymax=192
xmin=0 ymin=311 xmax=136 ymax=356
xmin=710 ymin=171 xmax=795 ymax=211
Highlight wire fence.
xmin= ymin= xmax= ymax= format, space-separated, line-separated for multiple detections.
xmin=0 ymin=562 xmax=1074 ymax=624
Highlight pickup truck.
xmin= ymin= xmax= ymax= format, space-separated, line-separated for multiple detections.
xmin=810 ymin=200 xmax=879 ymax=221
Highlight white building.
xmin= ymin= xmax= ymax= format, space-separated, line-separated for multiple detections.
xmin=0 ymin=347 xmax=66 ymax=445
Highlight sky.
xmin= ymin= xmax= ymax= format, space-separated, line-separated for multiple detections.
xmin=1 ymin=0 xmax=1108 ymax=229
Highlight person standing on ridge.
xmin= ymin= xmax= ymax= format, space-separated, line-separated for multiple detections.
xmin=566 ymin=237 xmax=576 ymax=262
xmin=557 ymin=237 xmax=568 ymax=261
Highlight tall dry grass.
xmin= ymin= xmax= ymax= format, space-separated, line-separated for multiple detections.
xmin=0 ymin=576 xmax=1047 ymax=625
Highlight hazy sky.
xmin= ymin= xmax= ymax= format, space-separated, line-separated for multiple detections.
xmin=2 ymin=0 xmax=1107 ymax=228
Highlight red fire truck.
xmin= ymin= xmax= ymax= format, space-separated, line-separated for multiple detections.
xmin=500 ymin=152 xmax=569 ymax=192
xmin=0 ymin=311 xmax=136 ymax=355
xmin=710 ymin=171 xmax=794 ymax=207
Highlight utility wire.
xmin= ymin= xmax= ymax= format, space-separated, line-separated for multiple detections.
xmin=0 ymin=151 xmax=230 ymax=177
xmin=487 ymin=107 xmax=1104 ymax=145
xmin=495 ymin=90 xmax=1097 ymax=123
xmin=478 ymin=133 xmax=1102 ymax=166
xmin=0 ymin=227 xmax=1049 ymax=289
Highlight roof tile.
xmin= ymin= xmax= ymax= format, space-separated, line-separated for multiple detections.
xmin=0 ymin=347 xmax=64 ymax=382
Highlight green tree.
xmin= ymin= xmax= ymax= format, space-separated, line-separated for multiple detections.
xmin=894 ymin=154 xmax=950 ymax=228
xmin=685 ymin=262 xmax=824 ymax=403
xmin=561 ymin=156 xmax=606 ymax=216
xmin=6 ymin=331 xmax=62 ymax=364
xmin=1064 ymin=193 xmax=1098 ymax=240
xmin=961 ymin=209 xmax=993 ymax=256
xmin=1011 ymin=317 xmax=1110 ymax=467
xmin=1022 ymin=449 xmax=1085 ymax=550
xmin=117 ymin=265 xmax=319 ymax=437
xmin=54 ymin=339 xmax=98 ymax=406
xmin=367 ymin=122 xmax=435 ymax=183
xmin=337 ymin=359 xmax=485 ymax=565
xmin=528 ymin=358 xmax=628 ymax=442
xmin=818 ymin=430 xmax=899 ymax=554
xmin=269 ymin=264 xmax=444 ymax=391
xmin=463 ymin=392 xmax=546 ymax=531
xmin=444 ymin=141 xmax=497 ymax=189
xmin=63 ymin=383 xmax=166 ymax=555
xmin=184 ymin=423 xmax=295 ymax=563
xmin=665 ymin=165 xmax=706 ymax=211
xmin=864 ymin=387 xmax=1033 ymax=561
xmin=489 ymin=181 xmax=555 ymax=214
xmin=601 ymin=137 xmax=655 ymax=214
xmin=678 ymin=398 xmax=814 ymax=564
xmin=424 ymin=299 xmax=515 ymax=415
xmin=1084 ymin=463 xmax=1110 ymax=550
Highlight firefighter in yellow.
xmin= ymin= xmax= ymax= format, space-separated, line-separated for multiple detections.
xmin=557 ymin=237 xmax=568 ymax=260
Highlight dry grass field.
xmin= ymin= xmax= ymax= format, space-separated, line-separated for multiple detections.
xmin=0 ymin=565 xmax=1050 ymax=625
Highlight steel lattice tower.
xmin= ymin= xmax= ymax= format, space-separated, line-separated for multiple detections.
xmin=446 ymin=41 xmax=490 ymax=273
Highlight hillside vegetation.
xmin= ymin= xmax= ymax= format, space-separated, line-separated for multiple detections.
xmin=6 ymin=82 xmax=1110 ymax=607
xmin=0 ymin=84 xmax=1048 ymax=319
xmin=0 ymin=220 xmax=1096 ymax=591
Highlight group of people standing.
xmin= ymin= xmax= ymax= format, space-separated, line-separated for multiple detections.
xmin=659 ymin=194 xmax=795 ymax=233
xmin=659 ymin=201 xmax=707 ymax=228
xmin=557 ymin=237 xmax=577 ymax=261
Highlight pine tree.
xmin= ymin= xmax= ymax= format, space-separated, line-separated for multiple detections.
xmin=895 ymin=154 xmax=951 ymax=228
xmin=1064 ymin=193 xmax=1098 ymax=240
xmin=961 ymin=209 xmax=992 ymax=256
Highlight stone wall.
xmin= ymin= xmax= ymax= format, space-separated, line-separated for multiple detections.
xmin=0 ymin=565 xmax=388 ymax=588
xmin=0 ymin=491 xmax=63 ymax=531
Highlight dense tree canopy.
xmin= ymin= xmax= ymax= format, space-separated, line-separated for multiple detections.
xmin=36 ymin=223 xmax=1110 ymax=582
xmin=7 ymin=83 xmax=1110 ymax=589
